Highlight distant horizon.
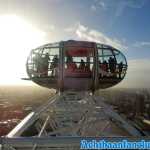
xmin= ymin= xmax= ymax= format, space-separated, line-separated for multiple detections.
xmin=0 ymin=84 xmax=150 ymax=90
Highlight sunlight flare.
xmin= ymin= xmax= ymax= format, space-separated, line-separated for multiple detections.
xmin=0 ymin=15 xmax=46 ymax=84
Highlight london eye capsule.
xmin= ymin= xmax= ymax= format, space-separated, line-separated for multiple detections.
xmin=26 ymin=40 xmax=127 ymax=92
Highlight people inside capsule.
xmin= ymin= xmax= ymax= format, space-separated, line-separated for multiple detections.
xmin=97 ymin=56 xmax=125 ymax=80
xmin=42 ymin=53 xmax=50 ymax=77
xmin=66 ymin=55 xmax=77 ymax=71
xmin=26 ymin=41 xmax=128 ymax=91
xmin=66 ymin=55 xmax=73 ymax=63
xmin=79 ymin=59 xmax=85 ymax=70
xmin=85 ymin=61 xmax=90 ymax=72
xmin=98 ymin=60 xmax=102 ymax=78
xmin=98 ymin=60 xmax=109 ymax=78
xmin=65 ymin=55 xmax=93 ymax=77
xmin=108 ymin=57 xmax=117 ymax=78
xmin=118 ymin=61 xmax=123 ymax=79
xmin=50 ymin=55 xmax=59 ymax=77
xmin=34 ymin=53 xmax=43 ymax=77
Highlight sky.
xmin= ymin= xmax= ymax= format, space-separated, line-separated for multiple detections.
xmin=0 ymin=0 xmax=150 ymax=88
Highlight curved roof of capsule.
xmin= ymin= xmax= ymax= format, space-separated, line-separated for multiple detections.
xmin=32 ymin=40 xmax=119 ymax=51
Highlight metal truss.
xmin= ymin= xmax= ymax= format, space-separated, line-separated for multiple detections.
xmin=1 ymin=92 xmax=142 ymax=149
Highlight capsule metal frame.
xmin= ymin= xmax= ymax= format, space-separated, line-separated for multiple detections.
xmin=26 ymin=40 xmax=127 ymax=92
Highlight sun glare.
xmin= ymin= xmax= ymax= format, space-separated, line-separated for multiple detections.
xmin=0 ymin=15 xmax=46 ymax=85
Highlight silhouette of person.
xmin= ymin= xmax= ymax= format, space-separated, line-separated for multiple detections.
xmin=118 ymin=62 xmax=123 ymax=79
xmin=50 ymin=55 xmax=59 ymax=76
xmin=85 ymin=61 xmax=90 ymax=72
xmin=98 ymin=60 xmax=102 ymax=78
xmin=109 ymin=57 xmax=117 ymax=77
xmin=113 ymin=57 xmax=117 ymax=77
xmin=66 ymin=55 xmax=76 ymax=70
xmin=43 ymin=53 xmax=50 ymax=76
xmin=108 ymin=57 xmax=113 ymax=73
xmin=101 ymin=60 xmax=108 ymax=77
xmin=113 ymin=57 xmax=117 ymax=73
xmin=66 ymin=55 xmax=73 ymax=63
xmin=34 ymin=53 xmax=43 ymax=77
xmin=79 ymin=59 xmax=85 ymax=69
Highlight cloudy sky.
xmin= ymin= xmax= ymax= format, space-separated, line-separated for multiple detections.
xmin=0 ymin=0 xmax=149 ymax=88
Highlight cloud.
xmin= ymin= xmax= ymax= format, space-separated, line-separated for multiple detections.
xmin=98 ymin=0 xmax=106 ymax=9
xmin=91 ymin=5 xmax=97 ymax=11
xmin=64 ymin=25 xmax=77 ymax=33
xmin=133 ymin=41 xmax=150 ymax=48
xmin=74 ymin=23 xmax=127 ymax=50
xmin=91 ymin=0 xmax=106 ymax=12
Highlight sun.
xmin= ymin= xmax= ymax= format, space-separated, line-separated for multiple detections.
xmin=0 ymin=14 xmax=46 ymax=85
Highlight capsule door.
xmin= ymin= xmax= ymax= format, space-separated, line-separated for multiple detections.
xmin=63 ymin=41 xmax=95 ymax=91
